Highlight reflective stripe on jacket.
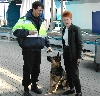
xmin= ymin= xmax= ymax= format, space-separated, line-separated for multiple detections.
xmin=12 ymin=17 xmax=47 ymax=37
xmin=12 ymin=16 xmax=48 ymax=49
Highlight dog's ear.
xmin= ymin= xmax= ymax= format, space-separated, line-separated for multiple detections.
xmin=57 ymin=52 xmax=59 ymax=56
xmin=60 ymin=55 xmax=61 ymax=60
xmin=47 ymin=56 xmax=52 ymax=62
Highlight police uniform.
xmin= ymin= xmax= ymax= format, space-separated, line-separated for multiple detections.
xmin=12 ymin=9 xmax=50 ymax=88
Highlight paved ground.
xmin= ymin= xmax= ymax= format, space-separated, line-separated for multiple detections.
xmin=0 ymin=40 xmax=100 ymax=96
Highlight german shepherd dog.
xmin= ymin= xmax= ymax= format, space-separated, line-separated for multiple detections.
xmin=47 ymin=52 xmax=68 ymax=93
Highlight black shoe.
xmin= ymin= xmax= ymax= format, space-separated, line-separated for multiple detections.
xmin=24 ymin=87 xmax=32 ymax=96
xmin=23 ymin=92 xmax=32 ymax=96
xmin=63 ymin=90 xmax=75 ymax=95
xmin=31 ymin=84 xmax=42 ymax=94
xmin=75 ymin=93 xmax=82 ymax=96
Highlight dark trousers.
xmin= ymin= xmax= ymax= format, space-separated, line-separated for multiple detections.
xmin=22 ymin=51 xmax=41 ymax=87
xmin=63 ymin=46 xmax=81 ymax=93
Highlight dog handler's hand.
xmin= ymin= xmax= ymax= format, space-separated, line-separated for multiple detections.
xmin=29 ymin=30 xmax=37 ymax=35
xmin=47 ymin=47 xmax=52 ymax=53
xmin=77 ymin=59 xmax=81 ymax=64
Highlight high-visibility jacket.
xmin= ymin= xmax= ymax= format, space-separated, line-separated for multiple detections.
xmin=12 ymin=16 xmax=47 ymax=37
xmin=12 ymin=16 xmax=47 ymax=49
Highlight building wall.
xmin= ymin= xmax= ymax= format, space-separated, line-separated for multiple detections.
xmin=66 ymin=2 xmax=100 ymax=29
xmin=53 ymin=1 xmax=100 ymax=31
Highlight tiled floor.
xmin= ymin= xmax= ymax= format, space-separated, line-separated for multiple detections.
xmin=0 ymin=40 xmax=100 ymax=96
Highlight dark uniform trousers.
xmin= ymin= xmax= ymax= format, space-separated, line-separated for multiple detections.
xmin=22 ymin=50 xmax=41 ymax=87
xmin=63 ymin=46 xmax=81 ymax=93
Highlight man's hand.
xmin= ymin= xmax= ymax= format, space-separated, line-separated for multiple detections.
xmin=77 ymin=59 xmax=81 ymax=64
xmin=29 ymin=30 xmax=37 ymax=35
xmin=47 ymin=47 xmax=52 ymax=53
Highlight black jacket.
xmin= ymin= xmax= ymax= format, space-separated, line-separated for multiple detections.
xmin=13 ymin=9 xmax=50 ymax=51
xmin=62 ymin=24 xmax=84 ymax=60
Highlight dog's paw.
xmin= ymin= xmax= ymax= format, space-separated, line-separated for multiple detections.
xmin=63 ymin=86 xmax=67 ymax=90
xmin=52 ymin=90 xmax=57 ymax=94
xmin=48 ymin=90 xmax=52 ymax=93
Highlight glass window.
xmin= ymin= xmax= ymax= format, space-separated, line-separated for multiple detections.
xmin=55 ymin=24 xmax=58 ymax=27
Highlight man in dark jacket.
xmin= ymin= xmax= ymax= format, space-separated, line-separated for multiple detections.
xmin=13 ymin=1 xmax=52 ymax=96
xmin=61 ymin=11 xmax=83 ymax=96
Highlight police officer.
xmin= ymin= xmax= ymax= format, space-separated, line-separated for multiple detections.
xmin=12 ymin=1 xmax=52 ymax=96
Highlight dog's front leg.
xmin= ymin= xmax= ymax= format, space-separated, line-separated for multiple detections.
xmin=53 ymin=76 xmax=62 ymax=93
xmin=53 ymin=80 xmax=60 ymax=94
xmin=48 ymin=75 xmax=53 ymax=93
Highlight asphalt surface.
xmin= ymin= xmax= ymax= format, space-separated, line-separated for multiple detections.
xmin=0 ymin=40 xmax=100 ymax=96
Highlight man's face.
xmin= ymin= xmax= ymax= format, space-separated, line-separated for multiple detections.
xmin=33 ymin=6 xmax=43 ymax=17
xmin=63 ymin=17 xmax=72 ymax=28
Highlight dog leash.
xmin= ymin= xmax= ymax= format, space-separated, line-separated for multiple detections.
xmin=53 ymin=76 xmax=64 ymax=93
